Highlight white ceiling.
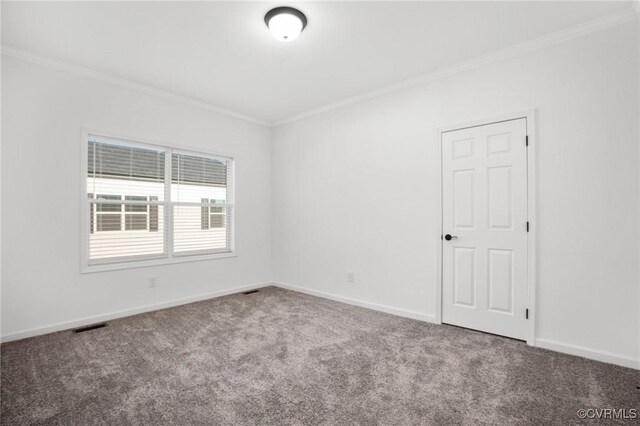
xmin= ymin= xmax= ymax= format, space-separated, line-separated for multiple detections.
xmin=2 ymin=1 xmax=634 ymax=124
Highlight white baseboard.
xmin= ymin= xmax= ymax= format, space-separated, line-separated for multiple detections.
xmin=1 ymin=282 xmax=270 ymax=343
xmin=273 ymin=281 xmax=437 ymax=323
xmin=535 ymin=338 xmax=639 ymax=370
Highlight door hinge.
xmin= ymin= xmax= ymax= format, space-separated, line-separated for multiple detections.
xmin=526 ymin=221 xmax=530 ymax=232
xmin=525 ymin=135 xmax=529 ymax=146
xmin=525 ymin=308 xmax=529 ymax=319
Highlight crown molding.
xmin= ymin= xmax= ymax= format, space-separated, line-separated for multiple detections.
xmin=273 ymin=6 xmax=639 ymax=127
xmin=0 ymin=45 xmax=272 ymax=128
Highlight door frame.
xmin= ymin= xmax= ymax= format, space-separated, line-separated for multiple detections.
xmin=435 ymin=109 xmax=537 ymax=346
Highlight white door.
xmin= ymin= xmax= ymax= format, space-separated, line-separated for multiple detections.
xmin=441 ymin=118 xmax=528 ymax=340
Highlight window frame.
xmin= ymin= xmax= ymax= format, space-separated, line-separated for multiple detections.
xmin=80 ymin=129 xmax=236 ymax=273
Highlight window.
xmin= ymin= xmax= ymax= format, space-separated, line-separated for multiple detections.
xmin=88 ymin=194 xmax=158 ymax=233
xmin=96 ymin=194 xmax=124 ymax=232
xmin=84 ymin=135 xmax=234 ymax=268
xmin=201 ymin=199 xmax=226 ymax=229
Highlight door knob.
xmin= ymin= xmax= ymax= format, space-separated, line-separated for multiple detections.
xmin=444 ymin=234 xmax=458 ymax=241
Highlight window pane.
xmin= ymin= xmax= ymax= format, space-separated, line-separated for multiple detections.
xmin=88 ymin=140 xmax=165 ymax=197
xmin=200 ymin=198 xmax=209 ymax=230
xmin=90 ymin=206 xmax=165 ymax=261
xmin=87 ymin=138 xmax=166 ymax=263
xmin=174 ymin=205 xmax=230 ymax=254
xmin=125 ymin=195 xmax=148 ymax=212
xmin=172 ymin=153 xmax=232 ymax=255
xmin=149 ymin=196 xmax=159 ymax=232
xmin=96 ymin=214 xmax=122 ymax=231
xmin=96 ymin=194 xmax=121 ymax=212
xmin=172 ymin=153 xmax=229 ymax=203
xmin=125 ymin=214 xmax=147 ymax=231
xmin=210 ymin=199 xmax=224 ymax=214
xmin=210 ymin=214 xmax=225 ymax=228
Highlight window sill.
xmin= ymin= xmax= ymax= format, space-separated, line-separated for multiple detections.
xmin=81 ymin=251 xmax=237 ymax=274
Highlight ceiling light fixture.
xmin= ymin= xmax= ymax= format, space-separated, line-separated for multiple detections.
xmin=264 ymin=7 xmax=307 ymax=42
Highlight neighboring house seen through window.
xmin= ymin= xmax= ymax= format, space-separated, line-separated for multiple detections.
xmin=88 ymin=194 xmax=159 ymax=233
xmin=201 ymin=198 xmax=226 ymax=229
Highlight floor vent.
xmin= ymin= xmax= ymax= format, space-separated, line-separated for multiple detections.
xmin=242 ymin=289 xmax=260 ymax=295
xmin=74 ymin=323 xmax=107 ymax=333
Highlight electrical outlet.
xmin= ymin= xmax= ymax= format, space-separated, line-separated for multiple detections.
xmin=148 ymin=277 xmax=157 ymax=288
xmin=347 ymin=271 xmax=354 ymax=283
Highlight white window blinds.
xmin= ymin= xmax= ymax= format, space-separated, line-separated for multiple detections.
xmin=172 ymin=152 xmax=233 ymax=255
xmin=85 ymin=135 xmax=234 ymax=267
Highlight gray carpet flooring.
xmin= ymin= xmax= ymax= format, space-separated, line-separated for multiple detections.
xmin=1 ymin=286 xmax=638 ymax=425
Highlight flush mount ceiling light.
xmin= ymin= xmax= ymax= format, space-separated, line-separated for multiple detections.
xmin=264 ymin=7 xmax=307 ymax=42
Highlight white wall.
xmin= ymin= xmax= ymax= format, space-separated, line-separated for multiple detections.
xmin=272 ymin=22 xmax=640 ymax=368
xmin=1 ymin=56 xmax=272 ymax=339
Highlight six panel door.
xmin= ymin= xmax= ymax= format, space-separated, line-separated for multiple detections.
xmin=441 ymin=118 xmax=528 ymax=340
